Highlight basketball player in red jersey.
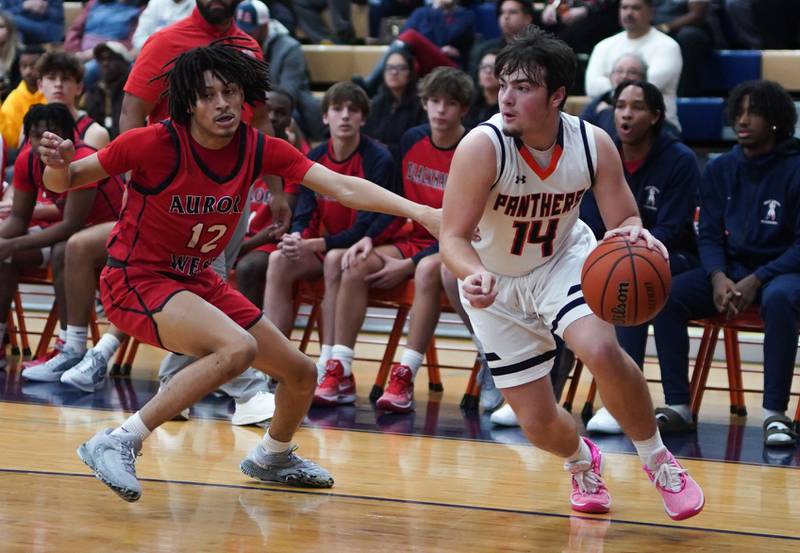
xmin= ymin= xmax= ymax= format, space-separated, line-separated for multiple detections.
xmin=40 ymin=43 xmax=439 ymax=502
xmin=440 ymin=28 xmax=704 ymax=520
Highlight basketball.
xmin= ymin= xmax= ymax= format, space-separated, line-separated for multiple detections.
xmin=580 ymin=235 xmax=671 ymax=326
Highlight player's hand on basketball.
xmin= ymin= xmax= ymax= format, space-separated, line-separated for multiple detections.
xmin=342 ymin=237 xmax=373 ymax=270
xmin=711 ymin=271 xmax=737 ymax=314
xmin=364 ymin=251 xmax=414 ymax=289
xmin=38 ymin=131 xmax=75 ymax=169
xmin=462 ymin=271 xmax=497 ymax=308
xmin=603 ymin=226 xmax=668 ymax=259
xmin=266 ymin=194 xmax=291 ymax=239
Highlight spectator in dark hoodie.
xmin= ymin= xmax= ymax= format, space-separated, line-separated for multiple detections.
xmin=580 ymin=80 xmax=700 ymax=434
xmin=362 ymin=48 xmax=425 ymax=160
xmin=652 ymin=80 xmax=800 ymax=447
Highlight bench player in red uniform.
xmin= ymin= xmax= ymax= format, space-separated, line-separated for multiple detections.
xmin=40 ymin=42 xmax=438 ymax=502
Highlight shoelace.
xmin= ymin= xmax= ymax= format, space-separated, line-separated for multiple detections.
xmin=118 ymin=442 xmax=141 ymax=476
xmin=567 ymin=460 xmax=605 ymax=494
xmin=78 ymin=352 xmax=102 ymax=374
xmin=385 ymin=368 xmax=412 ymax=394
xmin=319 ymin=367 xmax=341 ymax=387
xmin=652 ymin=459 xmax=686 ymax=493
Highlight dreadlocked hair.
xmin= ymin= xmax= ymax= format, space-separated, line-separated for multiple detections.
xmin=152 ymin=37 xmax=270 ymax=126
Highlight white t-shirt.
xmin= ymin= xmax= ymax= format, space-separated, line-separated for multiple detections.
xmin=132 ymin=0 xmax=197 ymax=51
xmin=585 ymin=27 xmax=683 ymax=130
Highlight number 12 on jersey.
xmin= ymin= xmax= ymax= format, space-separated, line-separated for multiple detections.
xmin=510 ymin=219 xmax=559 ymax=257
xmin=186 ymin=222 xmax=228 ymax=254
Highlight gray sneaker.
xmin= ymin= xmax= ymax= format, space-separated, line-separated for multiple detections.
xmin=478 ymin=359 xmax=504 ymax=412
xmin=77 ymin=428 xmax=142 ymax=502
xmin=60 ymin=349 xmax=108 ymax=392
xmin=240 ymin=444 xmax=334 ymax=488
xmin=22 ymin=349 xmax=83 ymax=382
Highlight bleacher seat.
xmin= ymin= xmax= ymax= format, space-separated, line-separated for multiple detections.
xmin=677 ymin=97 xmax=725 ymax=142
xmin=761 ymin=50 xmax=800 ymax=92
xmin=303 ymin=45 xmax=388 ymax=85
xmin=702 ymin=50 xmax=761 ymax=94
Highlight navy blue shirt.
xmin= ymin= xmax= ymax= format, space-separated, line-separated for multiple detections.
xmin=580 ymin=130 xmax=699 ymax=254
xmin=698 ymin=139 xmax=800 ymax=283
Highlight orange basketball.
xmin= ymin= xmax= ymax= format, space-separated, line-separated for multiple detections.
xmin=580 ymin=235 xmax=671 ymax=326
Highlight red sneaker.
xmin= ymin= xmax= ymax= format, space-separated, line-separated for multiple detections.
xmin=21 ymin=338 xmax=65 ymax=370
xmin=313 ymin=359 xmax=356 ymax=406
xmin=644 ymin=449 xmax=705 ymax=521
xmin=376 ymin=364 xmax=415 ymax=413
xmin=565 ymin=437 xmax=612 ymax=514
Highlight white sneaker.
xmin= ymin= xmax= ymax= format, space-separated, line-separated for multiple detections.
xmin=490 ymin=403 xmax=519 ymax=427
xmin=232 ymin=391 xmax=276 ymax=426
xmin=586 ymin=407 xmax=623 ymax=434
xmin=60 ymin=349 xmax=108 ymax=392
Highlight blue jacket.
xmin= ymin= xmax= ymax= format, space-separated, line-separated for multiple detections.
xmin=580 ymin=130 xmax=699 ymax=254
xmin=403 ymin=6 xmax=475 ymax=59
xmin=1 ymin=0 xmax=64 ymax=44
xmin=699 ymin=138 xmax=800 ymax=283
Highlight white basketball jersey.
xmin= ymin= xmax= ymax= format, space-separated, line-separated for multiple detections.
xmin=472 ymin=112 xmax=597 ymax=277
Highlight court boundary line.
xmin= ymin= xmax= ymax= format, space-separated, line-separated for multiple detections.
xmin=2 ymin=398 xmax=797 ymax=472
xmin=1 ymin=466 xmax=798 ymax=542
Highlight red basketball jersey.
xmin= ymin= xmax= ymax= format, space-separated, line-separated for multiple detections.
xmin=246 ymin=177 xmax=301 ymax=238
xmin=101 ymin=121 xmax=312 ymax=277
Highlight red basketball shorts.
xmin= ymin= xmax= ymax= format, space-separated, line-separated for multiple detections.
xmin=392 ymin=236 xmax=436 ymax=259
xmin=100 ymin=263 xmax=263 ymax=350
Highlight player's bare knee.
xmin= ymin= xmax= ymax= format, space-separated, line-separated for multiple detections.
xmin=218 ymin=333 xmax=258 ymax=377
xmin=578 ymin=338 xmax=622 ymax=373
xmin=415 ymin=258 xmax=442 ymax=292
xmin=323 ymin=250 xmax=344 ymax=281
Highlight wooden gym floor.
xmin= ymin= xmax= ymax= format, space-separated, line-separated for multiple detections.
xmin=1 ymin=327 xmax=799 ymax=552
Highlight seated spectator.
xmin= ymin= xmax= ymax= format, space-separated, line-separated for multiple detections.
xmin=0 ymin=105 xmax=123 ymax=374
xmin=263 ymin=82 xmax=397 ymax=360
xmin=82 ymin=41 xmax=132 ymax=139
xmin=0 ymin=0 xmax=64 ymax=45
xmin=579 ymin=80 xmax=700 ymax=434
xmin=650 ymin=0 xmax=711 ymax=97
xmin=235 ymin=88 xmax=302 ymax=309
xmin=313 ymin=68 xmax=473 ymax=409
xmin=580 ymin=52 xmax=646 ymax=137
xmin=131 ymin=0 xmax=195 ymax=53
xmin=463 ymin=50 xmax=499 ymax=129
xmin=355 ymin=0 xmax=475 ymax=95
xmin=0 ymin=44 xmax=44 ymax=148
xmin=722 ymin=0 xmax=799 ymax=49
xmin=65 ymin=0 xmax=143 ymax=89
xmin=467 ymin=0 xmax=533 ymax=82
xmin=36 ymin=51 xmax=110 ymax=149
xmin=293 ymin=0 xmax=358 ymax=44
xmin=267 ymin=87 xmax=310 ymax=153
xmin=236 ymin=0 xmax=325 ymax=140
xmin=0 ymin=11 xmax=19 ymax=100
xmin=585 ymin=0 xmax=682 ymax=131
xmin=366 ymin=0 xmax=423 ymax=42
xmin=537 ymin=0 xmax=620 ymax=54
xmin=362 ymin=48 xmax=425 ymax=160
xmin=652 ymin=80 xmax=800 ymax=447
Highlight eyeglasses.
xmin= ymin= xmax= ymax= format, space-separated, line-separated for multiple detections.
xmin=612 ymin=68 xmax=645 ymax=79
xmin=384 ymin=64 xmax=410 ymax=74
xmin=479 ymin=63 xmax=495 ymax=72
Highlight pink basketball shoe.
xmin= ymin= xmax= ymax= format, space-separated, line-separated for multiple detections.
xmin=644 ymin=449 xmax=705 ymax=521
xmin=564 ymin=437 xmax=612 ymax=514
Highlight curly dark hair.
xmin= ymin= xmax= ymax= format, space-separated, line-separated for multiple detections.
xmin=23 ymin=103 xmax=76 ymax=139
xmin=726 ymin=80 xmax=798 ymax=142
xmin=494 ymin=25 xmax=576 ymax=110
xmin=153 ymin=37 xmax=270 ymax=126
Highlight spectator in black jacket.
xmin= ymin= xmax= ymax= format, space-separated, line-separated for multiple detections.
xmin=82 ymin=41 xmax=131 ymax=139
xmin=653 ymin=81 xmax=800 ymax=447
xmin=467 ymin=0 xmax=533 ymax=81
xmin=362 ymin=48 xmax=425 ymax=160
xmin=463 ymin=50 xmax=499 ymax=129
xmin=580 ymin=81 xmax=700 ymax=435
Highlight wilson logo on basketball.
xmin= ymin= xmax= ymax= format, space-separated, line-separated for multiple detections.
xmin=610 ymin=281 xmax=629 ymax=324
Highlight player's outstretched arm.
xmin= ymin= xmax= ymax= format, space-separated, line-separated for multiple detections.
xmin=40 ymin=131 xmax=110 ymax=193
xmin=301 ymin=163 xmax=440 ymax=238
xmin=440 ymin=131 xmax=498 ymax=308
xmin=591 ymin=126 xmax=668 ymax=258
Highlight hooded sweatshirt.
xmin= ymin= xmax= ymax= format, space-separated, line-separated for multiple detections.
xmin=698 ymin=138 xmax=800 ymax=283
xmin=580 ymin=129 xmax=699 ymax=253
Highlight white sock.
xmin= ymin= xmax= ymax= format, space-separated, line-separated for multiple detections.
xmin=58 ymin=327 xmax=67 ymax=343
xmin=399 ymin=348 xmax=424 ymax=377
xmin=764 ymin=408 xmax=786 ymax=422
xmin=566 ymin=437 xmax=591 ymax=464
xmin=65 ymin=325 xmax=88 ymax=355
xmin=633 ymin=431 xmax=666 ymax=467
xmin=316 ymin=344 xmax=333 ymax=373
xmin=112 ymin=412 xmax=151 ymax=442
xmin=262 ymin=431 xmax=292 ymax=453
xmin=331 ymin=344 xmax=354 ymax=376
xmin=94 ymin=333 xmax=121 ymax=362
xmin=664 ymin=403 xmax=692 ymax=423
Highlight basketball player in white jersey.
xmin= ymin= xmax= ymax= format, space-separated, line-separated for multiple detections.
xmin=440 ymin=27 xmax=704 ymax=521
